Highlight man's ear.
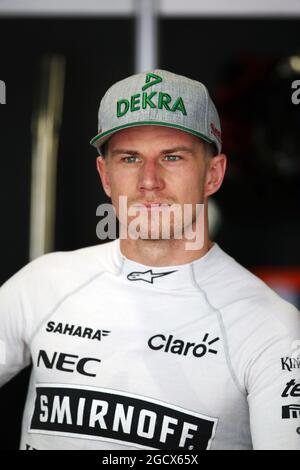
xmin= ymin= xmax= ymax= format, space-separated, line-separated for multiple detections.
xmin=204 ymin=154 xmax=227 ymax=197
xmin=96 ymin=156 xmax=111 ymax=198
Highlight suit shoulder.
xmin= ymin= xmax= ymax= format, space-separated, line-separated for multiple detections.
xmin=1 ymin=239 xmax=120 ymax=290
xmin=202 ymin=245 xmax=299 ymax=331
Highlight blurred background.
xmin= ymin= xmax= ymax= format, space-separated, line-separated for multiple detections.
xmin=0 ymin=0 xmax=300 ymax=449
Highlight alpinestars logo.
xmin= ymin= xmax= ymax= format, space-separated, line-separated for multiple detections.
xmin=30 ymin=385 xmax=218 ymax=450
xmin=25 ymin=445 xmax=37 ymax=451
xmin=127 ymin=270 xmax=177 ymax=284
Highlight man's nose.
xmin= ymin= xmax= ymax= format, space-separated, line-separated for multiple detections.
xmin=138 ymin=160 xmax=165 ymax=192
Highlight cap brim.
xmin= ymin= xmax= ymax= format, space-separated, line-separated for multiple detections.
xmin=90 ymin=121 xmax=215 ymax=153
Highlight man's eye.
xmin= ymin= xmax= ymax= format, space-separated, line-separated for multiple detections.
xmin=122 ymin=156 xmax=139 ymax=163
xmin=164 ymin=155 xmax=181 ymax=161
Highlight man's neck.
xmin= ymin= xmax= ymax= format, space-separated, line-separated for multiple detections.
xmin=119 ymin=236 xmax=213 ymax=267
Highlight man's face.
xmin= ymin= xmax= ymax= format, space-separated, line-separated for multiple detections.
xmin=96 ymin=125 xmax=224 ymax=240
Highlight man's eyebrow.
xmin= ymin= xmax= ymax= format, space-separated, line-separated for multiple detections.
xmin=161 ymin=146 xmax=194 ymax=155
xmin=110 ymin=148 xmax=140 ymax=156
xmin=110 ymin=146 xmax=194 ymax=156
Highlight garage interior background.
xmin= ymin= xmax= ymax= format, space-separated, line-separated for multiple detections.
xmin=0 ymin=0 xmax=300 ymax=449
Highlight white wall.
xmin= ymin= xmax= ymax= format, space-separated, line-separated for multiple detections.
xmin=0 ymin=0 xmax=134 ymax=16
xmin=0 ymin=0 xmax=300 ymax=16
xmin=161 ymin=0 xmax=300 ymax=16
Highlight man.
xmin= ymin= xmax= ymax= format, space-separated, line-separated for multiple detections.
xmin=0 ymin=69 xmax=299 ymax=450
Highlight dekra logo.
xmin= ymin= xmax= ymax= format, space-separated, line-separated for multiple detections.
xmin=117 ymin=72 xmax=187 ymax=118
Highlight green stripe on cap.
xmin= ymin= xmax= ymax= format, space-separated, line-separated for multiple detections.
xmin=90 ymin=121 xmax=214 ymax=147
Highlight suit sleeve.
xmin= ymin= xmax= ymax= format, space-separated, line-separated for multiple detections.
xmin=246 ymin=303 xmax=300 ymax=450
xmin=0 ymin=271 xmax=32 ymax=387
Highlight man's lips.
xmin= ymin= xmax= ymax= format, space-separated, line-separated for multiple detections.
xmin=132 ymin=202 xmax=171 ymax=209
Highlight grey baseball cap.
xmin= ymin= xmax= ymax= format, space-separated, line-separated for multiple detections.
xmin=90 ymin=69 xmax=222 ymax=154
